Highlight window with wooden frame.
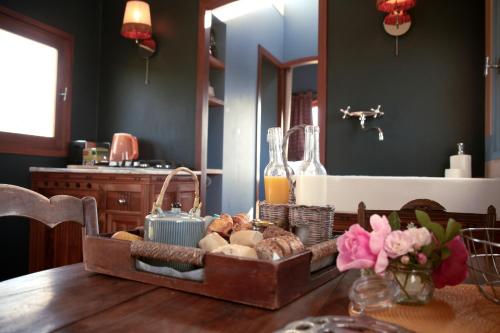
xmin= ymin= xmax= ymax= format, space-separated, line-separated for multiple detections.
xmin=0 ymin=6 xmax=73 ymax=157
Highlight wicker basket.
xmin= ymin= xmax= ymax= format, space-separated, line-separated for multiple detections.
xmin=289 ymin=205 xmax=334 ymax=247
xmin=259 ymin=201 xmax=290 ymax=230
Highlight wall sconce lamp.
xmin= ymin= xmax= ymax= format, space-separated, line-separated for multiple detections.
xmin=121 ymin=0 xmax=156 ymax=84
xmin=377 ymin=0 xmax=416 ymax=56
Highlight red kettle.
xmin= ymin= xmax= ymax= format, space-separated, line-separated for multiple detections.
xmin=109 ymin=133 xmax=139 ymax=161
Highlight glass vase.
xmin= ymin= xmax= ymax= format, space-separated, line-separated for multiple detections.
xmin=348 ymin=271 xmax=397 ymax=316
xmin=389 ymin=264 xmax=434 ymax=305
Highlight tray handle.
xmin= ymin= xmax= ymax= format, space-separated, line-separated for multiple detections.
xmin=130 ymin=240 xmax=205 ymax=266
xmin=151 ymin=167 xmax=201 ymax=215
xmin=309 ymin=239 xmax=338 ymax=263
xmin=129 ymin=239 xmax=336 ymax=267
xmin=281 ymin=124 xmax=307 ymax=205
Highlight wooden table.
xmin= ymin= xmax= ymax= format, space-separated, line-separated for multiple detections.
xmin=0 ymin=264 xmax=354 ymax=333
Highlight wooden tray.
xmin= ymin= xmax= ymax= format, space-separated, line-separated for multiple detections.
xmin=82 ymin=231 xmax=340 ymax=310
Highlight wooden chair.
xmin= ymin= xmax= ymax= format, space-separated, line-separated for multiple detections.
xmin=357 ymin=199 xmax=497 ymax=231
xmin=0 ymin=184 xmax=99 ymax=271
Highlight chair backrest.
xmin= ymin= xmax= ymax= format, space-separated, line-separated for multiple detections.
xmin=0 ymin=184 xmax=99 ymax=236
xmin=357 ymin=198 xmax=497 ymax=231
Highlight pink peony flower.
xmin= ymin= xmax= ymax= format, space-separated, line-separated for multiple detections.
xmin=404 ymin=227 xmax=432 ymax=250
xmin=417 ymin=253 xmax=428 ymax=265
xmin=337 ymin=224 xmax=377 ymax=272
xmin=400 ymin=255 xmax=410 ymax=265
xmin=369 ymin=215 xmax=392 ymax=273
xmin=384 ymin=230 xmax=414 ymax=258
xmin=432 ymin=236 xmax=469 ymax=289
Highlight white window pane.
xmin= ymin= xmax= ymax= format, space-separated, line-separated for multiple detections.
xmin=0 ymin=28 xmax=58 ymax=138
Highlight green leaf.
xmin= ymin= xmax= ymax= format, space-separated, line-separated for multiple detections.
xmin=421 ymin=242 xmax=435 ymax=257
xmin=445 ymin=218 xmax=461 ymax=243
xmin=388 ymin=211 xmax=401 ymax=231
xmin=441 ymin=247 xmax=451 ymax=260
xmin=415 ymin=210 xmax=446 ymax=244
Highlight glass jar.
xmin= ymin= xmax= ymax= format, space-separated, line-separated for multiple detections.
xmin=389 ymin=264 xmax=434 ymax=305
xmin=348 ymin=271 xmax=397 ymax=316
xmin=264 ymin=127 xmax=291 ymax=204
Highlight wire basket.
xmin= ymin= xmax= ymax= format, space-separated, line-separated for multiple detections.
xmin=461 ymin=228 xmax=500 ymax=304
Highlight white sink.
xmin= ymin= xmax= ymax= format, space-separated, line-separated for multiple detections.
xmin=325 ymin=176 xmax=500 ymax=214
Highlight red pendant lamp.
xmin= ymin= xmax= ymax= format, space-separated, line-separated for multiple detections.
xmin=377 ymin=0 xmax=416 ymax=13
xmin=384 ymin=10 xmax=411 ymax=26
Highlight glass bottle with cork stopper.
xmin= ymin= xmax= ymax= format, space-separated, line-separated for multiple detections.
xmin=264 ymin=127 xmax=291 ymax=204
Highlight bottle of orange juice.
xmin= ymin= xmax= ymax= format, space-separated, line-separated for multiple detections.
xmin=264 ymin=127 xmax=291 ymax=204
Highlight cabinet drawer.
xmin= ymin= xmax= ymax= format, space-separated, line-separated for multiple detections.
xmin=106 ymin=213 xmax=143 ymax=233
xmin=106 ymin=191 xmax=143 ymax=212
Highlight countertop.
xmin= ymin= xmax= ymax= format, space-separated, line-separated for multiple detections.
xmin=29 ymin=166 xmax=208 ymax=175
xmin=324 ymin=175 xmax=500 ymax=214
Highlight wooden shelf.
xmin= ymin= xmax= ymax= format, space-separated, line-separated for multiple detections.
xmin=207 ymin=168 xmax=223 ymax=175
xmin=209 ymin=96 xmax=224 ymax=107
xmin=209 ymin=55 xmax=225 ymax=70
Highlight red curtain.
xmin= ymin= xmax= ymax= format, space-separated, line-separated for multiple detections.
xmin=288 ymin=91 xmax=313 ymax=161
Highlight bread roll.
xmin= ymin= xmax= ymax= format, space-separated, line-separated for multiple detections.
xmin=212 ymin=244 xmax=258 ymax=259
xmin=199 ymin=232 xmax=229 ymax=252
xmin=263 ymin=225 xmax=294 ymax=239
xmin=255 ymin=235 xmax=305 ymax=261
xmin=207 ymin=217 xmax=233 ymax=237
xmin=111 ymin=231 xmax=143 ymax=242
xmin=255 ymin=238 xmax=284 ymax=260
xmin=232 ymin=213 xmax=253 ymax=232
xmin=220 ymin=213 xmax=233 ymax=223
xmin=230 ymin=230 xmax=263 ymax=248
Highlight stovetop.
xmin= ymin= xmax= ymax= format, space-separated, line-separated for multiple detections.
xmin=107 ymin=160 xmax=177 ymax=169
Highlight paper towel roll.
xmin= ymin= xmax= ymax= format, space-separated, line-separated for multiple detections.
xmin=445 ymin=168 xmax=466 ymax=178
xmin=450 ymin=154 xmax=471 ymax=177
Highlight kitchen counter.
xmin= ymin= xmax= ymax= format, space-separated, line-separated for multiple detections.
xmin=28 ymin=167 xmax=200 ymax=272
xmin=29 ymin=166 xmax=202 ymax=175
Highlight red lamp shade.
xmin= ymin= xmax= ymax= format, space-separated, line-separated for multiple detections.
xmin=121 ymin=1 xmax=152 ymax=40
xmin=384 ymin=11 xmax=411 ymax=25
xmin=377 ymin=0 xmax=416 ymax=13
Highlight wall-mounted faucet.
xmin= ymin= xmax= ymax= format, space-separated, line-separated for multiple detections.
xmin=340 ymin=105 xmax=384 ymax=141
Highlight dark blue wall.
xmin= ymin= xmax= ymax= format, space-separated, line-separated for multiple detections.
xmin=293 ymin=64 xmax=318 ymax=93
xmin=327 ymin=0 xmax=484 ymax=177
xmin=97 ymin=0 xmax=199 ymax=167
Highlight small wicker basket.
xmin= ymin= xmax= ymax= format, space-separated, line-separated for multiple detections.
xmin=259 ymin=201 xmax=289 ymax=230
xmin=259 ymin=125 xmax=334 ymax=246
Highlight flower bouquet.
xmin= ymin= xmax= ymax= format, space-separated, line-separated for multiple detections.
xmin=338 ymin=210 xmax=469 ymax=305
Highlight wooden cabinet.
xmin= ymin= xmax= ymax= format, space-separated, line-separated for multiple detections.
xmin=30 ymin=170 xmax=197 ymax=272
